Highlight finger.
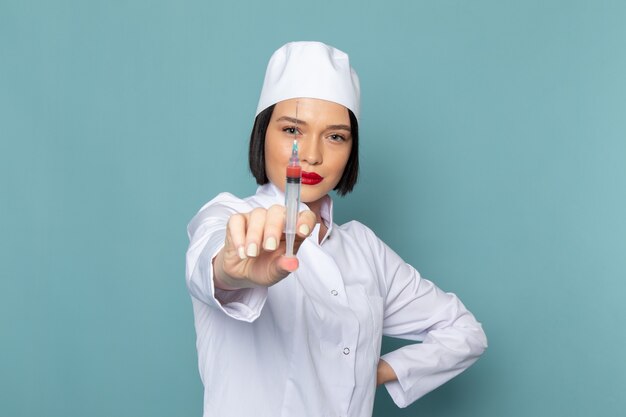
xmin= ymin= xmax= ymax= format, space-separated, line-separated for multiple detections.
xmin=291 ymin=210 xmax=317 ymax=254
xmin=263 ymin=204 xmax=286 ymax=251
xmin=296 ymin=210 xmax=317 ymax=237
xmin=274 ymin=255 xmax=299 ymax=276
xmin=226 ymin=213 xmax=247 ymax=260
xmin=254 ymin=255 xmax=298 ymax=287
xmin=244 ymin=207 xmax=266 ymax=258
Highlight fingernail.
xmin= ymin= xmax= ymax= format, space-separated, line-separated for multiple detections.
xmin=298 ymin=224 xmax=310 ymax=236
xmin=237 ymin=246 xmax=246 ymax=260
xmin=246 ymin=243 xmax=258 ymax=257
xmin=264 ymin=237 xmax=277 ymax=251
xmin=283 ymin=257 xmax=299 ymax=272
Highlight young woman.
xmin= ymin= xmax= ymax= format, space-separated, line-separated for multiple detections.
xmin=185 ymin=41 xmax=487 ymax=417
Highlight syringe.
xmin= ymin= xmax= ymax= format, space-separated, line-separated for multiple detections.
xmin=284 ymin=139 xmax=301 ymax=257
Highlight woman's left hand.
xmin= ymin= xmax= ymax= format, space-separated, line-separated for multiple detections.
xmin=376 ymin=359 xmax=398 ymax=385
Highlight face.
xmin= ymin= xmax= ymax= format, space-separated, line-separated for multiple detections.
xmin=264 ymin=98 xmax=353 ymax=205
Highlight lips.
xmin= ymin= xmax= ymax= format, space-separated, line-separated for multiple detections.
xmin=301 ymin=171 xmax=323 ymax=185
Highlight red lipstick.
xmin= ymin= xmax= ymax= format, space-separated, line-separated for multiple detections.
xmin=301 ymin=171 xmax=323 ymax=185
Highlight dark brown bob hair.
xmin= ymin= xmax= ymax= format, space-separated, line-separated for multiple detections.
xmin=248 ymin=104 xmax=359 ymax=196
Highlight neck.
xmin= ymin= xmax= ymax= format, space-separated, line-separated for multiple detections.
xmin=305 ymin=194 xmax=328 ymax=222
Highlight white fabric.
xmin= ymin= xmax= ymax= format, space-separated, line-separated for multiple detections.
xmin=185 ymin=184 xmax=487 ymax=417
xmin=255 ymin=41 xmax=361 ymax=120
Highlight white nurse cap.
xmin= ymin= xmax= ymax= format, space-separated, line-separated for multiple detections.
xmin=255 ymin=41 xmax=361 ymax=120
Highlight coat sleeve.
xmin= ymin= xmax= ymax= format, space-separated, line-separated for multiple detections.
xmin=365 ymin=228 xmax=488 ymax=408
xmin=185 ymin=192 xmax=268 ymax=322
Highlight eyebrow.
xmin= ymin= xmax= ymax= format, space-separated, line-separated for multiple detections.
xmin=275 ymin=116 xmax=351 ymax=132
xmin=326 ymin=124 xmax=351 ymax=132
xmin=275 ymin=116 xmax=308 ymax=126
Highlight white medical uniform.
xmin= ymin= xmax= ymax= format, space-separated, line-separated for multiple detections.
xmin=185 ymin=183 xmax=487 ymax=417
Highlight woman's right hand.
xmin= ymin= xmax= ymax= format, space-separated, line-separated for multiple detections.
xmin=212 ymin=205 xmax=317 ymax=289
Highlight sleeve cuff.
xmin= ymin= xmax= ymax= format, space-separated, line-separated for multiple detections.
xmin=213 ymin=286 xmax=269 ymax=323
xmin=381 ymin=351 xmax=413 ymax=408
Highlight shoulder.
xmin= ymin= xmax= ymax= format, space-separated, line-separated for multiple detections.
xmin=196 ymin=192 xmax=252 ymax=213
xmin=336 ymin=220 xmax=404 ymax=267
xmin=337 ymin=220 xmax=380 ymax=243
xmin=334 ymin=220 xmax=391 ymax=258
xmin=187 ymin=192 xmax=255 ymax=236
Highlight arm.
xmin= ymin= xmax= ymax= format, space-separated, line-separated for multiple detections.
xmin=185 ymin=193 xmax=269 ymax=322
xmin=185 ymin=192 xmax=316 ymax=322
xmin=376 ymin=359 xmax=398 ymax=385
xmin=366 ymin=230 xmax=488 ymax=407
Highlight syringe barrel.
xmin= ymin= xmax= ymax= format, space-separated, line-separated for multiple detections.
xmin=285 ymin=233 xmax=296 ymax=258
xmin=284 ymin=178 xmax=300 ymax=236
xmin=285 ymin=158 xmax=301 ymax=257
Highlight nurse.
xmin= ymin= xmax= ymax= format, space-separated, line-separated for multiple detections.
xmin=186 ymin=41 xmax=487 ymax=417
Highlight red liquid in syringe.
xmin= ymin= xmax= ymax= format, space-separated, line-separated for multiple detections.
xmin=286 ymin=164 xmax=301 ymax=179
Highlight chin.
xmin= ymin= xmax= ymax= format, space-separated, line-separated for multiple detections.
xmin=301 ymin=189 xmax=332 ymax=204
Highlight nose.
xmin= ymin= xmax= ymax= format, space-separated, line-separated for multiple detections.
xmin=300 ymin=137 xmax=322 ymax=166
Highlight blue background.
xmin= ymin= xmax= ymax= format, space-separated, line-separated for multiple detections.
xmin=1 ymin=1 xmax=625 ymax=416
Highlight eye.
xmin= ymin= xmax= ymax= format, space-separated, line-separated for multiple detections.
xmin=328 ymin=134 xmax=346 ymax=142
xmin=282 ymin=126 xmax=301 ymax=136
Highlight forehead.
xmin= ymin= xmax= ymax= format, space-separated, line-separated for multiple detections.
xmin=273 ymin=98 xmax=350 ymax=123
